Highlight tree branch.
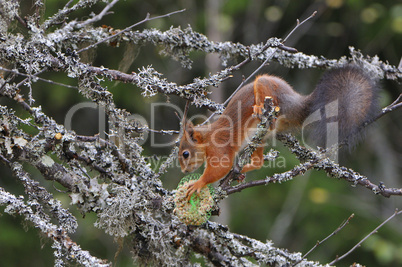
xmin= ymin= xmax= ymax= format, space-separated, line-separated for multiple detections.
xmin=278 ymin=134 xmax=402 ymax=198
xmin=223 ymin=133 xmax=402 ymax=197
xmin=77 ymin=9 xmax=186 ymax=53
xmin=329 ymin=209 xmax=402 ymax=265
xmin=77 ymin=0 xmax=119 ymax=28
xmin=1 ymin=1 xmax=400 ymax=265
xmin=0 ymin=188 xmax=110 ymax=267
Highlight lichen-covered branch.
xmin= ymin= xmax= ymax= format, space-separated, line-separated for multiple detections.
xmin=0 ymin=1 xmax=400 ymax=266
xmin=0 ymin=188 xmax=110 ymax=266
xmin=277 ymin=134 xmax=402 ymax=197
xmin=225 ymin=134 xmax=402 ymax=197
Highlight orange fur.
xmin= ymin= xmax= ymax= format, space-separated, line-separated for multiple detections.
xmin=179 ymin=74 xmax=286 ymax=199
xmin=178 ymin=66 xmax=379 ymax=200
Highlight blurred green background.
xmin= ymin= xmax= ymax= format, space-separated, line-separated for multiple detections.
xmin=0 ymin=0 xmax=401 ymax=266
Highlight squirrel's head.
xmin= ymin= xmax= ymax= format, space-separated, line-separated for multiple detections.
xmin=178 ymin=121 xmax=205 ymax=173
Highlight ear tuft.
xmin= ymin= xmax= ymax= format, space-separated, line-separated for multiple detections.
xmin=191 ymin=130 xmax=203 ymax=143
xmin=184 ymin=122 xmax=202 ymax=143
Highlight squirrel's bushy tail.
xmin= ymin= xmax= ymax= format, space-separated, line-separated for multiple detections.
xmin=303 ymin=65 xmax=380 ymax=148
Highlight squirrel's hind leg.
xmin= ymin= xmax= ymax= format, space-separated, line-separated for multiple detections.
xmin=241 ymin=146 xmax=264 ymax=173
xmin=252 ymin=75 xmax=278 ymax=117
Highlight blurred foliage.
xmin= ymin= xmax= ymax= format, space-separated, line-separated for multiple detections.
xmin=0 ymin=0 xmax=401 ymax=266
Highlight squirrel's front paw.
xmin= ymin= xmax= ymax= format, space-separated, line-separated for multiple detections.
xmin=253 ymin=105 xmax=263 ymax=118
xmin=185 ymin=180 xmax=205 ymax=201
xmin=237 ymin=173 xmax=246 ymax=183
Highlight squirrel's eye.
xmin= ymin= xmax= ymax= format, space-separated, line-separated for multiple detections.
xmin=182 ymin=151 xmax=189 ymax=159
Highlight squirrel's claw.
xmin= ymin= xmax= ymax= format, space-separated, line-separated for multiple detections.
xmin=237 ymin=173 xmax=246 ymax=183
xmin=185 ymin=180 xmax=204 ymax=201
xmin=253 ymin=104 xmax=263 ymax=119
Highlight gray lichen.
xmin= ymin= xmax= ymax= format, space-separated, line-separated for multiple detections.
xmin=0 ymin=1 xmax=400 ymax=266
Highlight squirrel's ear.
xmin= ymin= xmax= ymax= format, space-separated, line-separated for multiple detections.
xmin=184 ymin=122 xmax=202 ymax=143
xmin=191 ymin=130 xmax=203 ymax=143
xmin=192 ymin=131 xmax=203 ymax=143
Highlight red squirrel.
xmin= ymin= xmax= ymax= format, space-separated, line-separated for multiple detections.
xmin=178 ymin=65 xmax=379 ymax=199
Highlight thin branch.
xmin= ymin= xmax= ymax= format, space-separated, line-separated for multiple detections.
xmin=64 ymin=0 xmax=75 ymax=8
xmin=238 ymin=98 xmax=279 ymax=168
xmin=15 ymin=14 xmax=27 ymax=28
xmin=329 ymin=209 xmax=402 ymax=265
xmin=63 ymin=145 xmax=113 ymax=179
xmin=295 ymin=214 xmax=354 ymax=265
xmin=146 ymin=128 xmax=179 ymax=135
xmin=77 ymin=9 xmax=186 ymax=53
xmin=78 ymin=0 xmax=120 ymax=28
xmin=0 ymin=153 xmax=78 ymax=232
xmin=375 ymin=93 xmax=402 ymax=121
xmin=0 ymin=78 xmax=34 ymax=114
xmin=15 ymin=68 xmax=48 ymax=88
xmin=0 ymin=66 xmax=78 ymax=89
xmin=224 ymin=160 xmax=315 ymax=195
xmin=157 ymin=146 xmax=178 ymax=176
xmin=0 ymin=71 xmax=16 ymax=94
xmin=42 ymin=0 xmax=104 ymax=29
xmin=0 ymin=153 xmax=11 ymax=165
xmin=282 ymin=11 xmax=317 ymax=43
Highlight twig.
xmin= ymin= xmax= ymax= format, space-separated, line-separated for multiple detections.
xmin=42 ymin=0 xmax=104 ymax=29
xmin=146 ymin=128 xmax=179 ymax=135
xmin=0 ymin=66 xmax=78 ymax=89
xmin=77 ymin=9 xmax=186 ymax=53
xmin=293 ymin=214 xmax=354 ymax=265
xmin=0 ymin=71 xmax=16 ymax=94
xmin=224 ymin=160 xmax=315 ymax=195
xmin=282 ymin=11 xmax=317 ymax=43
xmin=0 ymin=72 xmax=34 ymax=113
xmin=157 ymin=146 xmax=178 ymax=176
xmin=329 ymin=209 xmax=402 ymax=265
xmin=15 ymin=14 xmax=27 ymax=28
xmin=0 ymin=153 xmax=11 ymax=165
xmin=64 ymin=0 xmax=75 ymax=8
xmin=238 ymin=98 xmax=279 ymax=169
xmin=78 ymin=0 xmax=119 ymax=28
xmin=375 ymin=93 xmax=402 ymax=121
xmin=15 ymin=68 xmax=48 ymax=88
xmin=63 ymin=146 xmax=112 ymax=179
